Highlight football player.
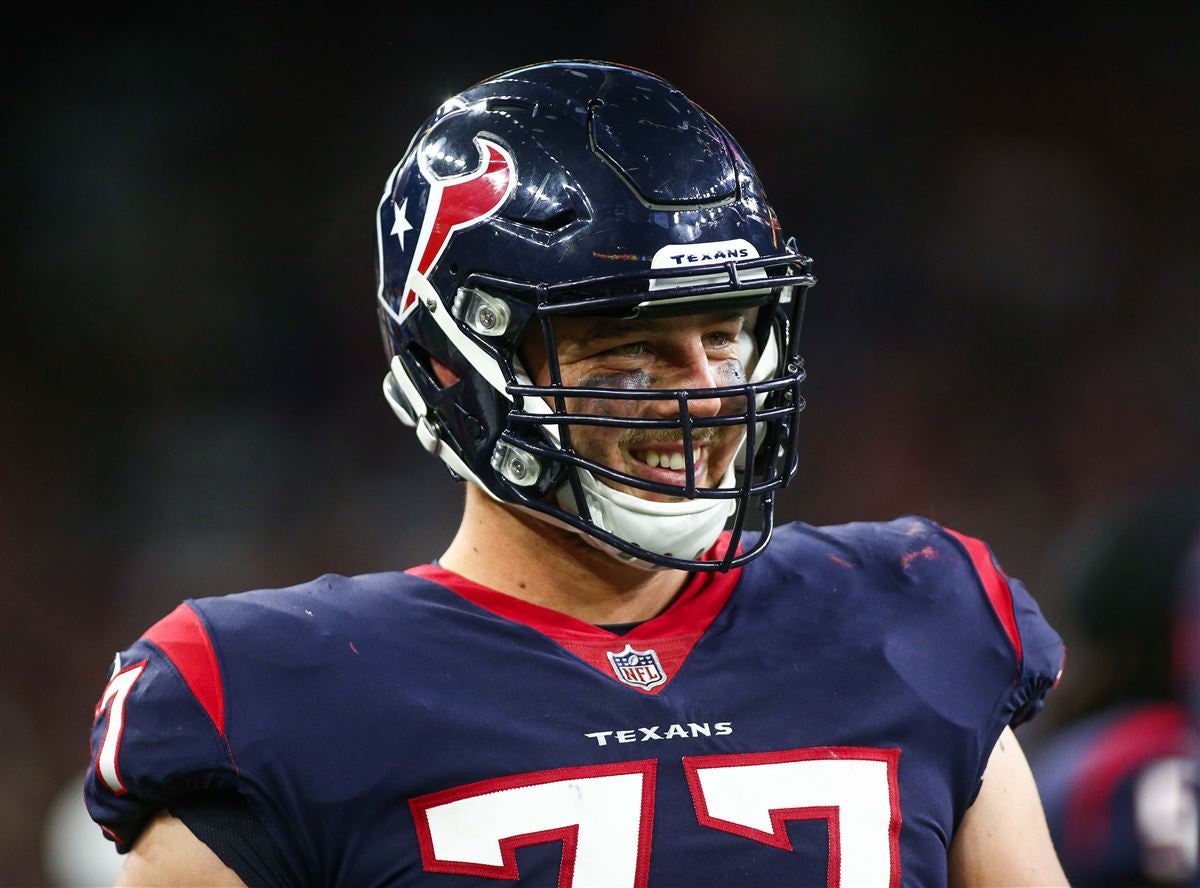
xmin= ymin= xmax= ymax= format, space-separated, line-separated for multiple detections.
xmin=87 ymin=61 xmax=1068 ymax=886
xmin=1031 ymin=485 xmax=1199 ymax=885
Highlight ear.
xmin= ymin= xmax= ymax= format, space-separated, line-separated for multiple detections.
xmin=429 ymin=356 xmax=461 ymax=388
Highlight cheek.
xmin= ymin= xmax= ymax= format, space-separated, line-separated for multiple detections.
xmin=560 ymin=421 xmax=620 ymax=466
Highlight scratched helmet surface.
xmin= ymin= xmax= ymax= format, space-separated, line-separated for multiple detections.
xmin=376 ymin=60 xmax=815 ymax=571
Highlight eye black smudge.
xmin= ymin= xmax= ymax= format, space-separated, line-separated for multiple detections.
xmin=577 ymin=371 xmax=654 ymax=391
xmin=570 ymin=370 xmax=658 ymax=419
xmin=715 ymin=361 xmax=745 ymax=384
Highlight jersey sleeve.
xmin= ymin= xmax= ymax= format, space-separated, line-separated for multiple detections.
xmin=942 ymin=526 xmax=1065 ymax=728
xmin=1007 ymin=572 xmax=1066 ymax=725
xmin=85 ymin=602 xmax=238 ymax=852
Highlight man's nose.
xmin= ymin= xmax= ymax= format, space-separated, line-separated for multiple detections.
xmin=650 ymin=339 xmax=724 ymax=419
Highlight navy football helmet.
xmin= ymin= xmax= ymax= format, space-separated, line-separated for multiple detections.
xmin=376 ymin=61 xmax=815 ymax=571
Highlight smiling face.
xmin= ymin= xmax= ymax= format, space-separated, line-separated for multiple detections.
xmin=521 ymin=308 xmax=754 ymax=503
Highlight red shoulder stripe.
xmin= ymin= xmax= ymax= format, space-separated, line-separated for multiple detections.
xmin=944 ymin=528 xmax=1023 ymax=664
xmin=143 ymin=603 xmax=226 ymax=737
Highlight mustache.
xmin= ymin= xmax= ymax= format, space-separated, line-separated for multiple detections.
xmin=622 ymin=429 xmax=723 ymax=447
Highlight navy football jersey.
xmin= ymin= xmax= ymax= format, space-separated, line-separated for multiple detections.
xmin=86 ymin=517 xmax=1063 ymax=886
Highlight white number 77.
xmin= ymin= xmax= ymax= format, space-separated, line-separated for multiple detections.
xmin=411 ymin=747 xmax=901 ymax=888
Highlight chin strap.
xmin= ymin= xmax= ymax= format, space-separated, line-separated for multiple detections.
xmin=556 ymin=461 xmax=737 ymax=569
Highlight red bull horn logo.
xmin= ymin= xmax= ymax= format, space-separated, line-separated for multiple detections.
xmin=396 ymin=136 xmax=516 ymax=321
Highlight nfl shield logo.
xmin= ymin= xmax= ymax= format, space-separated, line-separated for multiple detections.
xmin=606 ymin=644 xmax=667 ymax=690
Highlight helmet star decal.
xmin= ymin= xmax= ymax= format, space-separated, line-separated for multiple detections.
xmin=391 ymin=197 xmax=413 ymax=251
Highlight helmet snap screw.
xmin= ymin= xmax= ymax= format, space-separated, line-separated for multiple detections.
xmin=491 ymin=440 xmax=540 ymax=486
xmin=478 ymin=307 xmax=497 ymax=330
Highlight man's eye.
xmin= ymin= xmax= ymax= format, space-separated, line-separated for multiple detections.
xmin=606 ymin=341 xmax=648 ymax=357
xmin=704 ymin=332 xmax=736 ymax=348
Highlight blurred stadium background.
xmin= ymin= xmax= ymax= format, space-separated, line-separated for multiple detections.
xmin=4 ymin=2 xmax=1197 ymax=883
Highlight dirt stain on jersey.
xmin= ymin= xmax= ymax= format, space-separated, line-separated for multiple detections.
xmin=900 ymin=546 xmax=937 ymax=569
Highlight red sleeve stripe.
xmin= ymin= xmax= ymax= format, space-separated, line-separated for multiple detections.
xmin=944 ymin=528 xmax=1023 ymax=664
xmin=143 ymin=603 xmax=226 ymax=737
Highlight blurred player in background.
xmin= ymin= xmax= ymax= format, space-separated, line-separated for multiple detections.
xmin=1031 ymin=481 xmax=1199 ymax=886
xmin=85 ymin=62 xmax=1067 ymax=886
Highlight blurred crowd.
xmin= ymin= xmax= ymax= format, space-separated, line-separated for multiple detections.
xmin=4 ymin=3 xmax=1196 ymax=884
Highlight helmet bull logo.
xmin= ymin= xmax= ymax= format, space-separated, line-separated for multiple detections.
xmin=394 ymin=136 xmax=516 ymax=320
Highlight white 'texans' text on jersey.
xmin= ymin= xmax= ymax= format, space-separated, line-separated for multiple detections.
xmin=584 ymin=721 xmax=733 ymax=746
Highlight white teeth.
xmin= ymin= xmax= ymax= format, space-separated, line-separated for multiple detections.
xmin=635 ymin=447 xmax=703 ymax=471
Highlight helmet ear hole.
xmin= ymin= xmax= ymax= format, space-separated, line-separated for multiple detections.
xmin=429 ymin=356 xmax=461 ymax=389
xmin=403 ymin=342 xmax=459 ymax=396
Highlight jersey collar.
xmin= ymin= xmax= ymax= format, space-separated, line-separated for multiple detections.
xmin=406 ymin=532 xmax=743 ymax=695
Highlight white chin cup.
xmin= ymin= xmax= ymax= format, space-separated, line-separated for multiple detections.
xmin=556 ymin=461 xmax=738 ymax=569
